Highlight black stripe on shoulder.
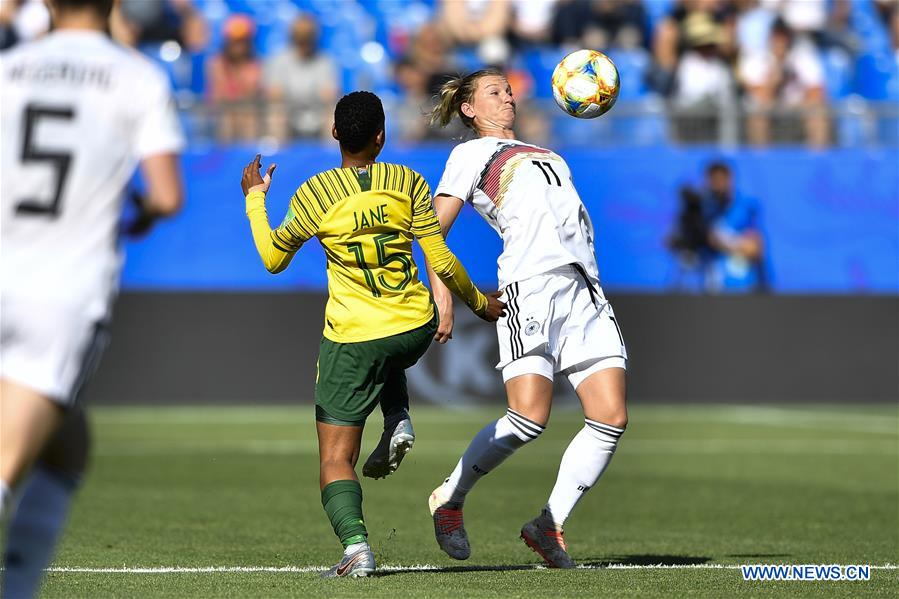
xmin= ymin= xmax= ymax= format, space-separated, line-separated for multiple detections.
xmin=330 ymin=169 xmax=352 ymax=198
xmin=303 ymin=179 xmax=328 ymax=213
xmin=398 ymin=164 xmax=408 ymax=196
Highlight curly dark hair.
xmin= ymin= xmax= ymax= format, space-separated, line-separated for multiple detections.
xmin=334 ymin=91 xmax=385 ymax=153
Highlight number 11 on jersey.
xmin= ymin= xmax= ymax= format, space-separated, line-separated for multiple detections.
xmin=532 ymin=160 xmax=561 ymax=187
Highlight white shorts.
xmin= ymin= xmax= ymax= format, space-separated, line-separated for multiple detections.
xmin=496 ymin=264 xmax=627 ymax=390
xmin=0 ymin=296 xmax=108 ymax=406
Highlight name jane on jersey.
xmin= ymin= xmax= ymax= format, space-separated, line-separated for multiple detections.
xmin=8 ymin=61 xmax=113 ymax=90
xmin=352 ymin=204 xmax=390 ymax=232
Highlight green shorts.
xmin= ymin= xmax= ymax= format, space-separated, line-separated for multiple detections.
xmin=315 ymin=315 xmax=437 ymax=426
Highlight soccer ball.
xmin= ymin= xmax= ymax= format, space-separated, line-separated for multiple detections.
xmin=551 ymin=49 xmax=620 ymax=119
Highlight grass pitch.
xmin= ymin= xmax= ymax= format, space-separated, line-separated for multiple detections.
xmin=35 ymin=404 xmax=898 ymax=597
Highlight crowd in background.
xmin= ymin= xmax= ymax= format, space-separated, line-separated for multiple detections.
xmin=2 ymin=0 xmax=898 ymax=147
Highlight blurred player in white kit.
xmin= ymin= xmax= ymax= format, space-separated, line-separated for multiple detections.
xmin=0 ymin=0 xmax=184 ymax=596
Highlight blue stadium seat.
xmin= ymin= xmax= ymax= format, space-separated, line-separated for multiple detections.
xmin=643 ymin=0 xmax=674 ymax=27
xmin=607 ymin=48 xmax=650 ymax=100
xmin=522 ymin=47 xmax=559 ymax=100
xmin=854 ymin=53 xmax=894 ymax=100
xmin=138 ymin=42 xmax=196 ymax=92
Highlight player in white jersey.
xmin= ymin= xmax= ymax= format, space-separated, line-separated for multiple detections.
xmin=425 ymin=69 xmax=628 ymax=568
xmin=0 ymin=0 xmax=184 ymax=595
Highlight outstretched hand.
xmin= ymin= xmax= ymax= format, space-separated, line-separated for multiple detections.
xmin=241 ymin=154 xmax=277 ymax=196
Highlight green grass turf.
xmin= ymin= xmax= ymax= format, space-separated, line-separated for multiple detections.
xmin=32 ymin=404 xmax=898 ymax=598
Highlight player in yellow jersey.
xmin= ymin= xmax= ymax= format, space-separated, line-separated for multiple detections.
xmin=241 ymin=91 xmax=504 ymax=578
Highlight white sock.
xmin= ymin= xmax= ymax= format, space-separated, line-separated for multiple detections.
xmin=0 ymin=480 xmax=11 ymax=520
xmin=443 ymin=409 xmax=545 ymax=505
xmin=344 ymin=541 xmax=368 ymax=555
xmin=2 ymin=466 xmax=77 ymax=599
xmin=545 ymin=418 xmax=624 ymax=526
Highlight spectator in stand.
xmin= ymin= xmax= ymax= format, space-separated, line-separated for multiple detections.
xmin=206 ymin=14 xmax=263 ymax=142
xmin=649 ymin=0 xmax=736 ymax=95
xmin=739 ymin=17 xmax=829 ymax=146
xmin=264 ymin=14 xmax=339 ymax=141
xmin=393 ymin=56 xmax=433 ymax=142
xmin=875 ymin=0 xmax=899 ymax=26
xmin=760 ymin=0 xmax=824 ymax=38
xmin=438 ymin=0 xmax=513 ymax=64
xmin=113 ymin=0 xmax=207 ymax=52
xmin=552 ymin=0 xmax=648 ymax=51
xmin=671 ymin=12 xmax=736 ymax=142
xmin=509 ymin=0 xmax=556 ymax=47
xmin=668 ymin=161 xmax=767 ymax=293
xmin=0 ymin=0 xmax=51 ymax=49
xmin=734 ymin=0 xmax=777 ymax=57
xmin=758 ymin=0 xmax=855 ymax=54
xmin=407 ymin=22 xmax=458 ymax=96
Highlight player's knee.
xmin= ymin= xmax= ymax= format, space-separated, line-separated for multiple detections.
xmin=605 ymin=412 xmax=628 ymax=430
xmin=585 ymin=413 xmax=627 ymax=435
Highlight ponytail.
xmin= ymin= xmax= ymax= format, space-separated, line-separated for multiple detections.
xmin=429 ymin=68 xmax=505 ymax=131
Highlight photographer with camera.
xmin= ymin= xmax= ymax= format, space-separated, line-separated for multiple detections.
xmin=668 ymin=161 xmax=767 ymax=293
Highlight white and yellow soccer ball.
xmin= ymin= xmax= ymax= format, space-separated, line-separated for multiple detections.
xmin=551 ymin=49 xmax=620 ymax=119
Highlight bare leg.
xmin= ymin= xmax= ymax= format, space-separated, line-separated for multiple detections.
xmin=316 ymin=421 xmax=363 ymax=490
xmin=0 ymin=380 xmax=63 ymax=491
xmin=574 ymin=366 xmax=627 ymax=428
xmin=504 ymin=373 xmax=554 ymax=426
xmin=316 ymin=419 xmax=372 ymax=557
xmin=3 ymin=409 xmax=89 ymax=598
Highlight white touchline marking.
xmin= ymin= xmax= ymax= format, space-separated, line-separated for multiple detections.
xmin=44 ymin=564 xmax=899 ymax=574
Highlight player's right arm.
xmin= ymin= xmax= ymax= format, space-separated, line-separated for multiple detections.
xmin=126 ymin=64 xmax=187 ymax=235
xmin=241 ymin=155 xmax=297 ymax=274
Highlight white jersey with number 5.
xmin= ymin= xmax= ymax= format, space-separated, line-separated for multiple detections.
xmin=1 ymin=30 xmax=184 ymax=319
xmin=435 ymin=136 xmax=599 ymax=289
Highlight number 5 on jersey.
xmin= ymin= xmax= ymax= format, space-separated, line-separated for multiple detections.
xmin=346 ymin=232 xmax=413 ymax=297
xmin=16 ymin=103 xmax=75 ymax=217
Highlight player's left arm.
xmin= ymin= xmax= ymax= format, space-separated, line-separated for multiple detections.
xmin=242 ymin=154 xmax=298 ymax=274
xmin=126 ymin=68 xmax=186 ymax=236
xmin=140 ymin=153 xmax=183 ymax=216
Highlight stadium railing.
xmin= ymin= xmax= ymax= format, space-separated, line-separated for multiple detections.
xmin=174 ymin=96 xmax=899 ymax=148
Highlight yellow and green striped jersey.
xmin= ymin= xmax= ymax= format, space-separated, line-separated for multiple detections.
xmin=246 ymin=163 xmax=486 ymax=343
